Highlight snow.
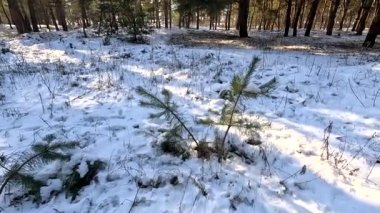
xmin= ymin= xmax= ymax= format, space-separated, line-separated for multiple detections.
xmin=0 ymin=28 xmax=379 ymax=212
xmin=40 ymin=179 xmax=63 ymax=201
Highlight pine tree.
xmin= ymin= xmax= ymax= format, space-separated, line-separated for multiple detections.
xmin=136 ymin=87 xmax=199 ymax=146
xmin=0 ymin=137 xmax=78 ymax=200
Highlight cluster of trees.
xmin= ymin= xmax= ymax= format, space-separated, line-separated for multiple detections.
xmin=0 ymin=0 xmax=379 ymax=47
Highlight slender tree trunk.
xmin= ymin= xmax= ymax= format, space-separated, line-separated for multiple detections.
xmin=79 ymin=0 xmax=88 ymax=28
xmin=346 ymin=12 xmax=354 ymax=30
xmin=352 ymin=1 xmax=364 ymax=31
xmin=196 ymin=8 xmax=200 ymax=29
xmin=225 ymin=7 xmax=229 ymax=30
xmin=169 ymin=0 xmax=172 ymax=28
xmin=227 ymin=3 xmax=232 ymax=30
xmin=293 ymin=0 xmax=305 ymax=36
xmin=238 ymin=0 xmax=250 ymax=37
xmin=320 ymin=0 xmax=328 ymax=29
xmin=249 ymin=12 xmax=255 ymax=30
xmin=284 ymin=0 xmax=292 ymax=36
xmin=299 ymin=0 xmax=306 ymax=28
xmin=363 ymin=0 xmax=380 ymax=47
xmin=305 ymin=0 xmax=321 ymax=36
xmin=186 ymin=13 xmax=190 ymax=28
xmin=326 ymin=0 xmax=341 ymax=35
xmin=55 ymin=0 xmax=68 ymax=31
xmin=356 ymin=0 xmax=374 ymax=35
xmin=79 ymin=0 xmax=87 ymax=37
xmin=20 ymin=2 xmax=32 ymax=32
xmin=209 ymin=15 xmax=214 ymax=30
xmin=178 ymin=12 xmax=182 ymax=29
xmin=7 ymin=0 xmax=31 ymax=34
xmin=27 ymin=0 xmax=39 ymax=32
xmin=1 ymin=0 xmax=13 ymax=29
xmin=339 ymin=0 xmax=351 ymax=30
xmin=49 ymin=4 xmax=59 ymax=31
xmin=154 ymin=0 xmax=160 ymax=28
xmin=164 ymin=0 xmax=169 ymax=28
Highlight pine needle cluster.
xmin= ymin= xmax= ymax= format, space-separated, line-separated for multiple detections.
xmin=0 ymin=136 xmax=78 ymax=200
xmin=136 ymin=86 xmax=199 ymax=146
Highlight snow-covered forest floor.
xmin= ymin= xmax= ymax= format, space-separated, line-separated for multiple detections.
xmin=0 ymin=27 xmax=380 ymax=212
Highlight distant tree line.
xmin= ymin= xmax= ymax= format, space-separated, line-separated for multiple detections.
xmin=0 ymin=0 xmax=379 ymax=47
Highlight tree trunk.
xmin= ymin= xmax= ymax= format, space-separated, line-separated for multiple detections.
xmin=79 ymin=0 xmax=88 ymax=28
xmin=178 ymin=12 xmax=182 ymax=29
xmin=299 ymin=0 xmax=306 ymax=28
xmin=164 ymin=0 xmax=169 ymax=28
xmin=27 ymin=0 xmax=39 ymax=32
xmin=293 ymin=0 xmax=305 ymax=36
xmin=305 ymin=0 xmax=321 ymax=36
xmin=352 ymin=1 xmax=364 ymax=31
xmin=363 ymin=0 xmax=380 ymax=47
xmin=227 ymin=3 xmax=232 ymax=30
xmin=154 ymin=0 xmax=160 ymax=28
xmin=55 ymin=0 xmax=68 ymax=31
xmin=186 ymin=13 xmax=190 ymax=28
xmin=169 ymin=0 xmax=172 ymax=28
xmin=326 ymin=0 xmax=341 ymax=35
xmin=320 ymin=0 xmax=329 ymax=29
xmin=196 ymin=8 xmax=200 ymax=29
xmin=339 ymin=0 xmax=351 ymax=30
xmin=79 ymin=0 xmax=87 ymax=37
xmin=19 ymin=1 xmax=32 ymax=32
xmin=49 ymin=4 xmax=59 ymax=31
xmin=284 ymin=0 xmax=292 ymax=36
xmin=238 ymin=0 xmax=250 ymax=37
xmin=6 ymin=0 xmax=31 ymax=34
xmin=346 ymin=12 xmax=354 ymax=30
xmin=225 ymin=6 xmax=229 ymax=30
xmin=356 ymin=0 xmax=374 ymax=35
xmin=210 ymin=14 xmax=214 ymax=30
xmin=1 ymin=0 xmax=13 ymax=29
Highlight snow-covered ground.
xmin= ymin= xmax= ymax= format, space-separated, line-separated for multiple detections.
xmin=0 ymin=29 xmax=379 ymax=212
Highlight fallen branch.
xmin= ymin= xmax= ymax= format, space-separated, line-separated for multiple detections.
xmin=348 ymin=79 xmax=366 ymax=107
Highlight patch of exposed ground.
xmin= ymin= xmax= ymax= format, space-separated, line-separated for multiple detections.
xmin=168 ymin=29 xmax=380 ymax=55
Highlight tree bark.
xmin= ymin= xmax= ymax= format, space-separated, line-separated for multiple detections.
xmin=19 ymin=1 xmax=32 ymax=32
xmin=79 ymin=0 xmax=87 ymax=37
xmin=299 ymin=0 xmax=307 ymax=28
xmin=293 ymin=0 xmax=306 ymax=36
xmin=352 ymin=1 xmax=364 ymax=31
xmin=284 ymin=0 xmax=292 ymax=37
xmin=154 ymin=0 xmax=160 ymax=28
xmin=169 ymin=0 xmax=172 ymax=28
xmin=27 ymin=0 xmax=39 ymax=32
xmin=238 ymin=0 xmax=250 ymax=37
xmin=320 ymin=0 xmax=329 ymax=29
xmin=163 ymin=0 xmax=169 ymax=28
xmin=196 ymin=8 xmax=200 ymax=29
xmin=40 ymin=0 xmax=50 ymax=31
xmin=363 ymin=0 xmax=380 ymax=47
xmin=1 ymin=0 xmax=13 ymax=29
xmin=227 ymin=3 xmax=232 ymax=30
xmin=6 ymin=0 xmax=31 ymax=34
xmin=326 ymin=0 xmax=341 ymax=35
xmin=79 ymin=0 xmax=88 ymax=28
xmin=339 ymin=0 xmax=351 ymax=30
xmin=49 ymin=3 xmax=59 ymax=31
xmin=305 ymin=0 xmax=321 ymax=36
xmin=356 ymin=0 xmax=374 ymax=35
xmin=55 ymin=0 xmax=68 ymax=31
